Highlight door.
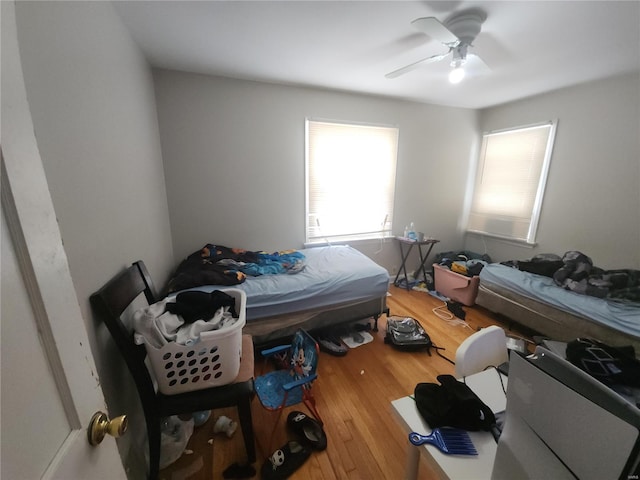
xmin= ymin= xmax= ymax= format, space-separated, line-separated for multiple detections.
xmin=1 ymin=2 xmax=126 ymax=478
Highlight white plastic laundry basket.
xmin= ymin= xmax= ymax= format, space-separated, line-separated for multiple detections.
xmin=143 ymin=288 xmax=246 ymax=395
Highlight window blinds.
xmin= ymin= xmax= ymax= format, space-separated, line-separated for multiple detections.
xmin=306 ymin=119 xmax=399 ymax=242
xmin=467 ymin=122 xmax=556 ymax=243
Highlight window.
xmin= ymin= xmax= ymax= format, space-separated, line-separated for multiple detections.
xmin=466 ymin=121 xmax=557 ymax=244
xmin=305 ymin=119 xmax=399 ymax=244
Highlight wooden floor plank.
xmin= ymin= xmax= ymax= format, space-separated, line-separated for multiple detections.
xmin=160 ymin=286 xmax=530 ymax=479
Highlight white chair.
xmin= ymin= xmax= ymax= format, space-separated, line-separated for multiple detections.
xmin=455 ymin=325 xmax=509 ymax=378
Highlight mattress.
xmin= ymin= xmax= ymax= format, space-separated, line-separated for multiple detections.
xmin=182 ymin=245 xmax=390 ymax=322
xmin=479 ymin=263 xmax=640 ymax=339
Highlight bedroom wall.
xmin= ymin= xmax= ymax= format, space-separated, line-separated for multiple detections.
xmin=153 ymin=69 xmax=479 ymax=275
xmin=14 ymin=2 xmax=174 ymax=477
xmin=464 ymin=72 xmax=640 ymax=270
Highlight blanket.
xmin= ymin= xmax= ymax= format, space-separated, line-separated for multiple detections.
xmin=167 ymin=244 xmax=306 ymax=293
xmin=504 ymin=251 xmax=640 ymax=303
xmin=217 ymin=250 xmax=306 ymax=276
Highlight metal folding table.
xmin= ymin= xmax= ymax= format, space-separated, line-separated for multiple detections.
xmin=393 ymin=237 xmax=440 ymax=290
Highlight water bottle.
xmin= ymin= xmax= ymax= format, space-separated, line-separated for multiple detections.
xmin=408 ymin=222 xmax=417 ymax=240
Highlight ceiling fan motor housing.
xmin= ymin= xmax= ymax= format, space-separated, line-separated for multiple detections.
xmin=444 ymin=12 xmax=486 ymax=46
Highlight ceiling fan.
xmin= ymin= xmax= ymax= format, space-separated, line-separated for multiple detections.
xmin=386 ymin=11 xmax=489 ymax=83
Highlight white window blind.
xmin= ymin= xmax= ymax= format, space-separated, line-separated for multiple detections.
xmin=306 ymin=119 xmax=399 ymax=243
xmin=467 ymin=121 xmax=557 ymax=244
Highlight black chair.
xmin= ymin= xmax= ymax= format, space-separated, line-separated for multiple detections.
xmin=90 ymin=261 xmax=256 ymax=480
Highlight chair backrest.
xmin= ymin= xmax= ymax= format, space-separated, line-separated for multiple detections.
xmin=289 ymin=329 xmax=319 ymax=382
xmin=455 ymin=325 xmax=509 ymax=378
xmin=90 ymin=261 xmax=159 ymax=403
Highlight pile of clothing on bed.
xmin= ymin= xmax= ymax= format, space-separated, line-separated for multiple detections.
xmin=167 ymin=244 xmax=306 ymax=293
xmin=435 ymin=250 xmax=492 ymax=277
xmin=503 ymin=251 xmax=640 ymax=303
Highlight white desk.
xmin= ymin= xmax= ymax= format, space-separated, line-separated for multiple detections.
xmin=391 ymin=369 xmax=507 ymax=480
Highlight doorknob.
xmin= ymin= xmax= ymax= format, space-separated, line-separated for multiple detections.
xmin=88 ymin=411 xmax=128 ymax=446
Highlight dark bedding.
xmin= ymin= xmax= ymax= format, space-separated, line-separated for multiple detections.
xmin=167 ymin=244 xmax=305 ymax=293
xmin=503 ymin=251 xmax=640 ymax=304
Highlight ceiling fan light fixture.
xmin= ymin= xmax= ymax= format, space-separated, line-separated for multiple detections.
xmin=449 ymin=66 xmax=465 ymax=84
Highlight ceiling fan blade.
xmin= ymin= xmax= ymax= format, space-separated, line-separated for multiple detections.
xmin=465 ymin=53 xmax=491 ymax=76
xmin=411 ymin=17 xmax=459 ymax=45
xmin=385 ymin=51 xmax=450 ymax=79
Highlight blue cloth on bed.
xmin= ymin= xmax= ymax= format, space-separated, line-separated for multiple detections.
xmin=217 ymin=251 xmax=306 ymax=275
xmin=240 ymin=251 xmax=306 ymax=276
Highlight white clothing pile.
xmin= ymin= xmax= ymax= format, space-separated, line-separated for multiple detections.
xmin=133 ymin=298 xmax=238 ymax=348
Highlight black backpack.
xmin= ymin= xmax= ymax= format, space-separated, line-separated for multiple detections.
xmin=384 ymin=316 xmax=432 ymax=354
xmin=414 ymin=374 xmax=496 ymax=431
xmin=565 ymin=338 xmax=640 ymax=388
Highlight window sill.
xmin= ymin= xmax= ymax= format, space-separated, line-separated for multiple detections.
xmin=465 ymin=231 xmax=537 ymax=248
xmin=304 ymin=235 xmax=394 ymax=249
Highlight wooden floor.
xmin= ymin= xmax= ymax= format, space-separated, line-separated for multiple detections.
xmin=159 ymin=286 xmax=533 ymax=480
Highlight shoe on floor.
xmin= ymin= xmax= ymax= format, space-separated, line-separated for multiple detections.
xmin=317 ymin=335 xmax=348 ymax=356
xmin=286 ymin=411 xmax=327 ymax=451
xmin=261 ymin=440 xmax=311 ymax=480
xmin=350 ymin=331 xmax=364 ymax=344
xmin=223 ymin=462 xmax=256 ymax=479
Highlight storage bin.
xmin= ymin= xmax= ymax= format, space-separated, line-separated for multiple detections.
xmin=433 ymin=264 xmax=480 ymax=306
xmin=434 ymin=250 xmax=492 ymax=264
xmin=143 ymin=288 xmax=246 ymax=395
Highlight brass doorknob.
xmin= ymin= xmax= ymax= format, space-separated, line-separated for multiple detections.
xmin=88 ymin=411 xmax=128 ymax=446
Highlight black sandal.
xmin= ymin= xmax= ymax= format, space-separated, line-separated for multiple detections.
xmin=286 ymin=411 xmax=327 ymax=451
xmin=261 ymin=440 xmax=311 ymax=480
xmin=317 ymin=335 xmax=348 ymax=356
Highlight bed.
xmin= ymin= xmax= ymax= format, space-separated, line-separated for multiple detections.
xmin=476 ymin=262 xmax=640 ymax=353
xmin=167 ymin=244 xmax=390 ymax=345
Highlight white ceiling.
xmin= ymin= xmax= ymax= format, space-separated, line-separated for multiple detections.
xmin=113 ymin=0 xmax=640 ymax=109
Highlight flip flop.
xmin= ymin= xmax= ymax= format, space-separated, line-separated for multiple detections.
xmin=286 ymin=411 xmax=327 ymax=451
xmin=317 ymin=335 xmax=348 ymax=356
xmin=261 ymin=440 xmax=311 ymax=480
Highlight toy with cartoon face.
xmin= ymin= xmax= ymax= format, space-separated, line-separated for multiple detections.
xmin=269 ymin=448 xmax=285 ymax=471
xmin=291 ymin=346 xmax=312 ymax=378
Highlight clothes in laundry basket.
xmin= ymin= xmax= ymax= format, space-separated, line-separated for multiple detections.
xmin=133 ymin=292 xmax=239 ymax=348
